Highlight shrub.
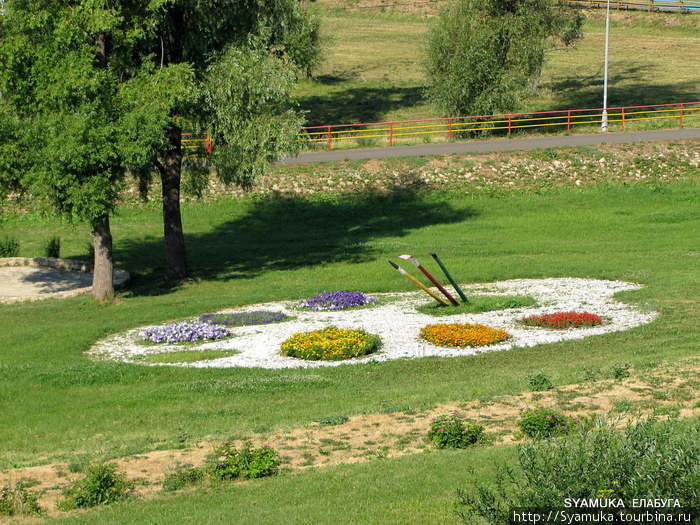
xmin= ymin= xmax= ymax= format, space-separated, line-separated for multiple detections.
xmin=299 ymin=291 xmax=376 ymax=311
xmin=519 ymin=311 xmax=603 ymax=329
xmin=419 ymin=323 xmax=509 ymax=347
xmin=209 ymin=442 xmax=280 ymax=480
xmin=457 ymin=417 xmax=700 ymax=524
xmin=428 ymin=412 xmax=486 ymax=449
xmin=43 ymin=236 xmax=61 ymax=258
xmin=280 ymin=326 xmax=381 ymax=361
xmin=527 ymin=372 xmax=554 ymax=392
xmin=0 ymin=237 xmax=19 ymax=257
xmin=200 ymin=310 xmax=288 ymax=326
xmin=142 ymin=321 xmax=231 ymax=344
xmin=0 ymin=481 xmax=42 ymax=516
xmin=517 ymin=406 xmax=575 ymax=439
xmin=57 ymin=463 xmax=133 ymax=510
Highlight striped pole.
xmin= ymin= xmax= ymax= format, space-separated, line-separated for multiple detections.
xmin=429 ymin=253 xmax=469 ymax=303
xmin=388 ymin=261 xmax=449 ymax=306
xmin=399 ymin=255 xmax=459 ymax=306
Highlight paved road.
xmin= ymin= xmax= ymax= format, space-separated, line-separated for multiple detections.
xmin=282 ymin=128 xmax=700 ymax=165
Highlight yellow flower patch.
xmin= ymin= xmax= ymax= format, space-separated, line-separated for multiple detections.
xmin=280 ymin=326 xmax=382 ymax=361
xmin=420 ymin=323 xmax=509 ymax=348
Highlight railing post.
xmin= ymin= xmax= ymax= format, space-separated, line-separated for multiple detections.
xmin=508 ymin=115 xmax=512 ymax=135
xmin=205 ymin=132 xmax=212 ymax=153
xmin=567 ymin=110 xmax=571 ymax=133
xmin=327 ymin=126 xmax=332 ymax=150
xmin=390 ymin=122 xmax=394 ymax=147
xmin=621 ymin=107 xmax=625 ymax=132
xmin=680 ymin=103 xmax=684 ymax=129
xmin=448 ymin=118 xmax=453 ymax=141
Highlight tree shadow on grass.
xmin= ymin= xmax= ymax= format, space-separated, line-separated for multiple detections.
xmin=299 ymin=85 xmax=426 ymax=127
xmin=118 ymin=188 xmax=476 ymax=296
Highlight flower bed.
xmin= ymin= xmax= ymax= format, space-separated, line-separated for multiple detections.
xmin=142 ymin=321 xmax=231 ymax=344
xmin=200 ymin=310 xmax=288 ymax=326
xmin=299 ymin=291 xmax=376 ymax=311
xmin=420 ymin=323 xmax=509 ymax=347
xmin=519 ymin=311 xmax=603 ymax=329
xmin=280 ymin=326 xmax=381 ymax=360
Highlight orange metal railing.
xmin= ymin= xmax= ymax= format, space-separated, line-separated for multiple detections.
xmin=564 ymin=0 xmax=700 ymax=11
xmin=301 ymin=102 xmax=700 ymax=150
xmin=181 ymin=132 xmax=212 ymax=153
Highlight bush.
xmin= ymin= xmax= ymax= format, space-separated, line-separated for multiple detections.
xmin=0 ymin=237 xmax=19 ymax=257
xmin=57 ymin=463 xmax=133 ymax=510
xmin=142 ymin=321 xmax=231 ymax=344
xmin=428 ymin=412 xmax=486 ymax=449
xmin=280 ymin=326 xmax=381 ymax=361
xmin=457 ymin=417 xmax=700 ymax=524
xmin=299 ymin=291 xmax=376 ymax=311
xmin=527 ymin=372 xmax=554 ymax=392
xmin=43 ymin=236 xmax=61 ymax=258
xmin=209 ymin=442 xmax=280 ymax=480
xmin=200 ymin=310 xmax=288 ymax=326
xmin=519 ymin=311 xmax=603 ymax=329
xmin=0 ymin=481 xmax=42 ymax=516
xmin=419 ymin=323 xmax=509 ymax=347
xmin=517 ymin=406 xmax=575 ymax=439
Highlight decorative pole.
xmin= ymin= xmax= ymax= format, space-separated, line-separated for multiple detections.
xmin=399 ymin=255 xmax=459 ymax=306
xmin=429 ymin=252 xmax=469 ymax=303
xmin=602 ymin=0 xmax=611 ymax=132
xmin=388 ymin=261 xmax=449 ymax=306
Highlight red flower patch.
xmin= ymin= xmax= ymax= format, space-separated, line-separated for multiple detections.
xmin=519 ymin=311 xmax=603 ymax=329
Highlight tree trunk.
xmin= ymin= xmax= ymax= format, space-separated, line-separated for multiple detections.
xmin=161 ymin=124 xmax=188 ymax=281
xmin=92 ymin=214 xmax=114 ymax=302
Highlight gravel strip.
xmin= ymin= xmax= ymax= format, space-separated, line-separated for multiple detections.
xmin=88 ymin=278 xmax=657 ymax=369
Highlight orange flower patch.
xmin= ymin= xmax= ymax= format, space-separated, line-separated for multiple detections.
xmin=280 ymin=327 xmax=382 ymax=361
xmin=420 ymin=323 xmax=509 ymax=348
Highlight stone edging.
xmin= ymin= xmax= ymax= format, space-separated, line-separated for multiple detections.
xmin=0 ymin=257 xmax=130 ymax=287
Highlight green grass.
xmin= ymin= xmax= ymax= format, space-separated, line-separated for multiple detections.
xmin=52 ymin=445 xmax=516 ymax=524
xmin=1 ymin=180 xmax=698 ymax=471
xmin=296 ymin=3 xmax=700 ymax=139
xmin=141 ymin=349 xmax=241 ymax=365
xmin=416 ymin=295 xmax=538 ymax=316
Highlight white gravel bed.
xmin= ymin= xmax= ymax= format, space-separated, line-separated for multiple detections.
xmin=87 ymin=278 xmax=658 ymax=369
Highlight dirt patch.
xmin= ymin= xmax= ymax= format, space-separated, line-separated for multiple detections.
xmin=3 ymin=358 xmax=698 ymax=518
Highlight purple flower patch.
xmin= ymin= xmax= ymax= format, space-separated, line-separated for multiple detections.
xmin=299 ymin=291 xmax=377 ymax=311
xmin=142 ymin=321 xmax=231 ymax=344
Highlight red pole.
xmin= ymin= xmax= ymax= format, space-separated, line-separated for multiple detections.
xmin=390 ymin=122 xmax=394 ymax=147
xmin=567 ymin=110 xmax=571 ymax=133
xmin=680 ymin=103 xmax=684 ymax=128
xmin=508 ymin=115 xmax=512 ymax=135
xmin=205 ymin=132 xmax=212 ymax=153
xmin=327 ymin=126 xmax=332 ymax=150
xmin=621 ymin=108 xmax=625 ymax=132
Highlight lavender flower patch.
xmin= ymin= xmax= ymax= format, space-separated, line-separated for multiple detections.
xmin=200 ymin=310 xmax=289 ymax=327
xmin=142 ymin=321 xmax=232 ymax=344
xmin=299 ymin=291 xmax=377 ymax=311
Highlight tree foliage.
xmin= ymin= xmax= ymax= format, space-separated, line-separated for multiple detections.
xmin=0 ymin=0 xmax=320 ymax=285
xmin=425 ymin=0 xmax=583 ymax=118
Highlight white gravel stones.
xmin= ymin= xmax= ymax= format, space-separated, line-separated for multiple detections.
xmin=88 ymin=278 xmax=658 ymax=369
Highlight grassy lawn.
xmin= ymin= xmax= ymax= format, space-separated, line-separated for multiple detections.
xmin=1 ymin=162 xmax=699 ymax=520
xmin=297 ymin=3 xmax=700 ymax=127
xmin=1 ymin=2 xmax=699 ymax=520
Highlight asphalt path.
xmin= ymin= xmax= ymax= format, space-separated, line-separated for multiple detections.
xmin=282 ymin=127 xmax=700 ymax=165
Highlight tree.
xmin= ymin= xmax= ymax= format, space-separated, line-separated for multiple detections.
xmin=118 ymin=0 xmax=320 ymax=281
xmin=0 ymin=1 xmax=129 ymax=301
xmin=0 ymin=0 xmax=319 ymax=289
xmin=425 ymin=0 xmax=583 ymax=118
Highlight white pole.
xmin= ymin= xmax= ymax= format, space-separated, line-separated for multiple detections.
xmin=602 ymin=0 xmax=611 ymax=132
